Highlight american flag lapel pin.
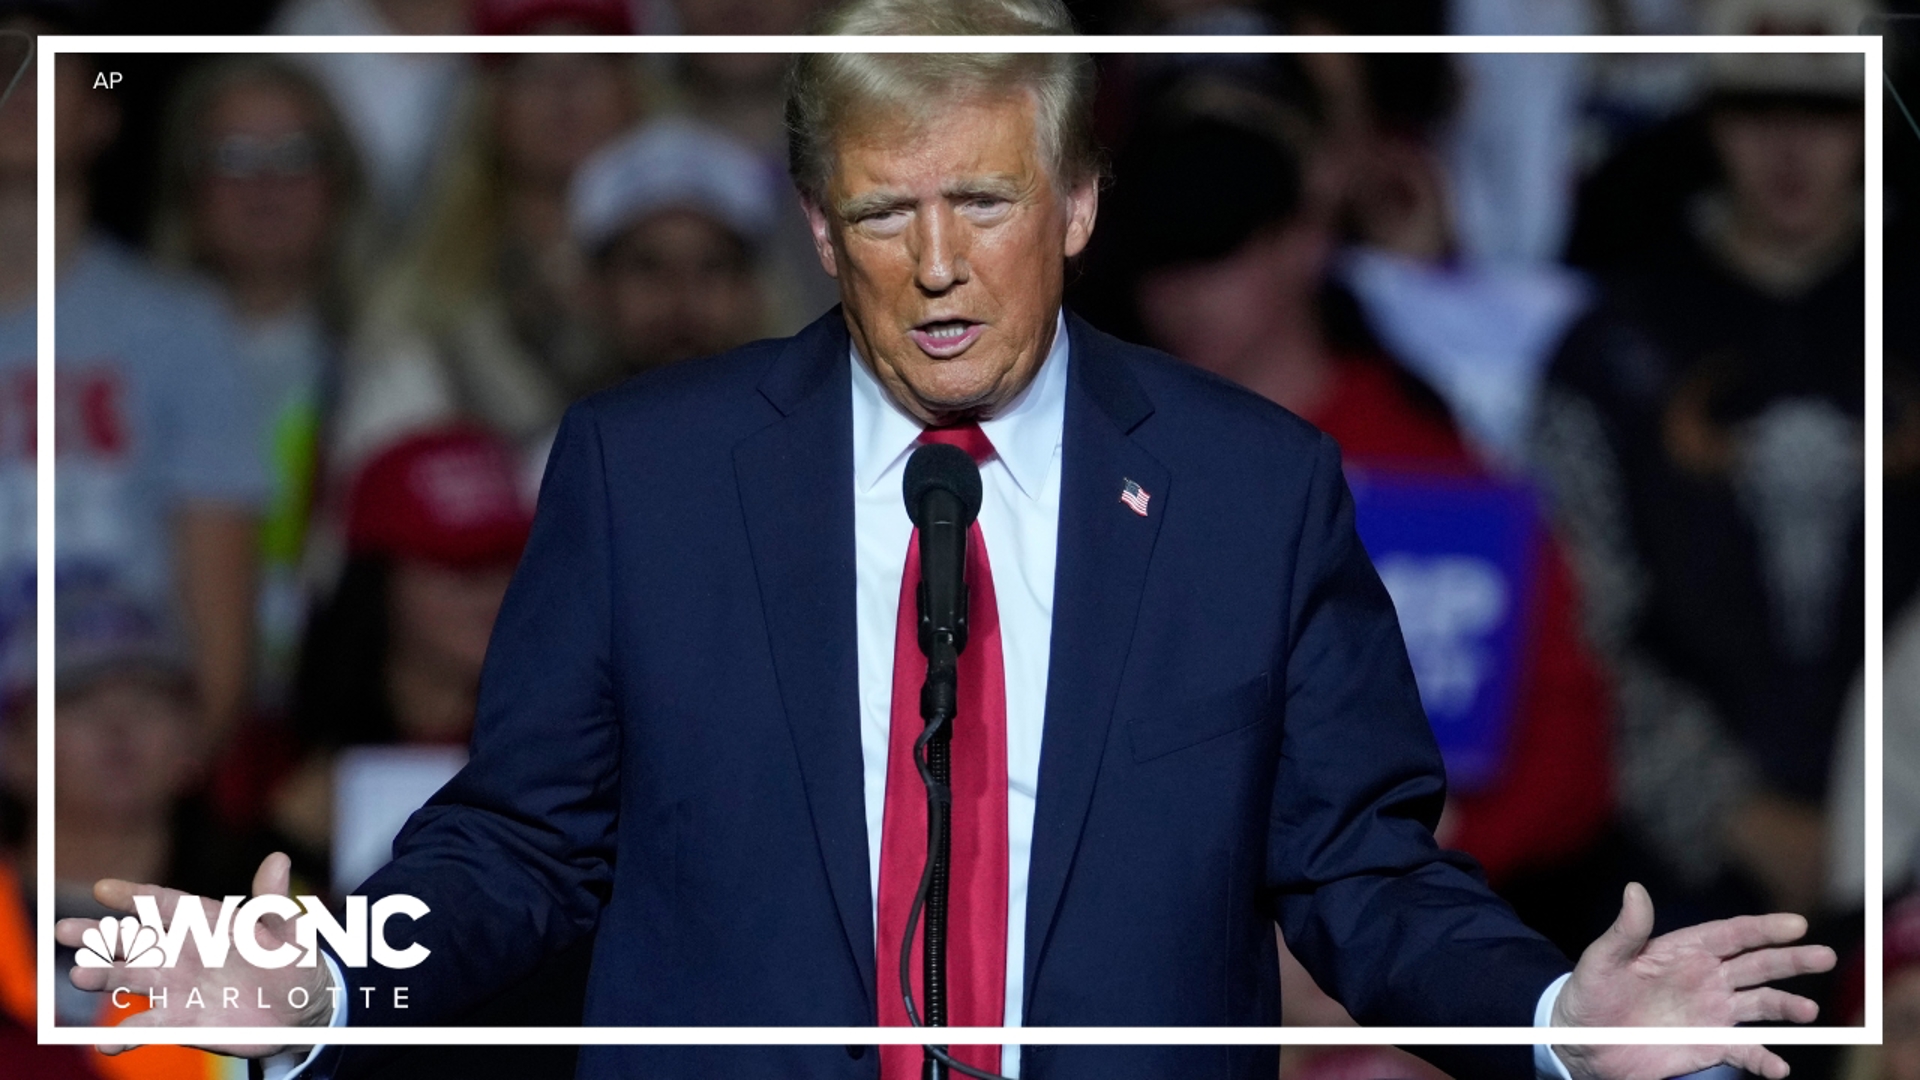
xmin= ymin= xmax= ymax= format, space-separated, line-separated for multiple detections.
xmin=1119 ymin=478 xmax=1151 ymax=517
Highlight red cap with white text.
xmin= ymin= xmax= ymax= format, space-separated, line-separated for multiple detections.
xmin=345 ymin=426 xmax=534 ymax=568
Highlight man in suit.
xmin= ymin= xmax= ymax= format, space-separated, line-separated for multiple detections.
xmin=58 ymin=1 xmax=1836 ymax=1077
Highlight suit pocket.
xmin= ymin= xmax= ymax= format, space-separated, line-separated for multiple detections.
xmin=1127 ymin=671 xmax=1272 ymax=763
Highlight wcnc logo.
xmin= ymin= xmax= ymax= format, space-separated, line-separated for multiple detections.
xmin=76 ymin=895 xmax=431 ymax=970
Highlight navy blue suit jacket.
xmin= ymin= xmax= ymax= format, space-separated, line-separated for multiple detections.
xmin=324 ymin=309 xmax=1572 ymax=1079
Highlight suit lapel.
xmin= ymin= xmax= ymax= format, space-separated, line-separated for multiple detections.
xmin=732 ymin=310 xmax=876 ymax=1010
xmin=1023 ymin=314 xmax=1168 ymax=1009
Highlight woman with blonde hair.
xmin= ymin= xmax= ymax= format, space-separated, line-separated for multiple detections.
xmin=150 ymin=55 xmax=372 ymax=709
xmin=329 ymin=13 xmax=647 ymax=481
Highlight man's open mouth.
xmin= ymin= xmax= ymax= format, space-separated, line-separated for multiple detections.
xmin=909 ymin=319 xmax=985 ymax=358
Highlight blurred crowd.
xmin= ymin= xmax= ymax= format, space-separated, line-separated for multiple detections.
xmin=0 ymin=0 xmax=1901 ymax=1077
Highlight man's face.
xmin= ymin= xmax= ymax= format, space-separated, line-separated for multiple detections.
xmin=493 ymin=54 xmax=634 ymax=189
xmin=1710 ymin=104 xmax=1862 ymax=245
xmin=192 ymin=80 xmax=336 ymax=281
xmin=803 ymin=91 xmax=1097 ymax=426
xmin=53 ymin=675 xmax=197 ymax=828
xmin=596 ymin=207 xmax=763 ymax=374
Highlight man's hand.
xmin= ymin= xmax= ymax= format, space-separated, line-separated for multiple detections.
xmin=54 ymin=852 xmax=333 ymax=1057
xmin=1549 ymin=883 xmax=1837 ymax=1080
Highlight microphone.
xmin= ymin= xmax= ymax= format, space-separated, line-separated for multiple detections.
xmin=902 ymin=442 xmax=983 ymax=676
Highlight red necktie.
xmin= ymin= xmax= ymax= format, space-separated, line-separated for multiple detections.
xmin=877 ymin=423 xmax=1009 ymax=1078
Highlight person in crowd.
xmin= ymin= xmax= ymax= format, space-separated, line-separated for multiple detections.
xmin=653 ymin=0 xmax=840 ymax=323
xmin=1276 ymin=0 xmax=1591 ymax=469
xmin=1565 ymin=0 xmax=1871 ymax=275
xmin=1084 ymin=68 xmax=1617 ymax=1053
xmin=661 ymin=0 xmax=820 ymax=148
xmin=0 ymin=30 xmax=269 ymax=753
xmin=0 ymin=681 xmax=105 ymax=1078
xmin=1093 ymin=67 xmax=1614 ymax=911
xmin=569 ymin=116 xmax=777 ymax=386
xmin=0 ymin=7 xmax=37 ymax=693
xmin=273 ymin=425 xmax=588 ymax=1076
xmin=149 ymin=56 xmax=371 ymax=711
xmin=48 ymin=580 xmax=302 ymax=1071
xmin=1532 ymin=6 xmax=1866 ymax=923
xmin=275 ymin=426 xmax=533 ymax=863
xmin=270 ymin=0 xmax=472 ymax=230
xmin=50 ymin=580 xmax=305 ymax=912
xmin=326 ymin=2 xmax=643 ymax=478
xmin=0 ymin=581 xmax=288 ymax=1077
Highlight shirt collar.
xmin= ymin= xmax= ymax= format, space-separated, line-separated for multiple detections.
xmin=850 ymin=310 xmax=1069 ymax=502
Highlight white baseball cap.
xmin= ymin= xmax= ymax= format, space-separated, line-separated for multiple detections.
xmin=570 ymin=116 xmax=782 ymax=254
xmin=1702 ymin=0 xmax=1872 ymax=102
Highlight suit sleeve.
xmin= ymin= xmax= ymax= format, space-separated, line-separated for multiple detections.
xmin=1266 ymin=433 xmax=1571 ymax=1040
xmin=334 ymin=400 xmax=622 ymax=1025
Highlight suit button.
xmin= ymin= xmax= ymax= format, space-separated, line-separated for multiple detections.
xmin=846 ymin=1045 xmax=868 ymax=1060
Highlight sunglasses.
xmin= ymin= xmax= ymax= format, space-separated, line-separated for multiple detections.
xmin=200 ymin=131 xmax=326 ymax=179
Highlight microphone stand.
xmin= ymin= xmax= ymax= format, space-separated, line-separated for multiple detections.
xmin=911 ymin=586 xmax=1012 ymax=1080
xmin=916 ymin=587 xmax=960 ymax=1080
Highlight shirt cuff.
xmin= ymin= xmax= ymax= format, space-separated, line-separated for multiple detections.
xmin=258 ymin=952 xmax=348 ymax=1080
xmin=1533 ymin=972 xmax=1574 ymax=1080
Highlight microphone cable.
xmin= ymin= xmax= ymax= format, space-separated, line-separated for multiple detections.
xmin=900 ymin=711 xmax=1015 ymax=1080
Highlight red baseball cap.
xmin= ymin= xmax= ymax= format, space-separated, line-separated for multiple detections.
xmin=471 ymin=0 xmax=636 ymax=35
xmin=346 ymin=426 xmax=534 ymax=568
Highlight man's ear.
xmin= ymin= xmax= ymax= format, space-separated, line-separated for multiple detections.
xmin=1062 ymin=177 xmax=1098 ymax=260
xmin=799 ymin=195 xmax=839 ymax=279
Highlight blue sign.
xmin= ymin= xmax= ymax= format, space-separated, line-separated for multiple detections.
xmin=1348 ymin=468 xmax=1540 ymax=794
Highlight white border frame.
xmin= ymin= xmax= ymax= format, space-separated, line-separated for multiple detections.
xmin=32 ymin=32 xmax=1883 ymax=1050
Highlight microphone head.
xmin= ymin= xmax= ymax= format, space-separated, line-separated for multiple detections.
xmin=903 ymin=442 xmax=983 ymax=529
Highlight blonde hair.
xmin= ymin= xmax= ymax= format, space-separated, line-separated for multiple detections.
xmin=375 ymin=55 xmax=651 ymax=341
xmin=784 ymin=0 xmax=1100 ymax=206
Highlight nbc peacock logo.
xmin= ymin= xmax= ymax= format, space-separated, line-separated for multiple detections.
xmin=76 ymin=915 xmax=165 ymax=968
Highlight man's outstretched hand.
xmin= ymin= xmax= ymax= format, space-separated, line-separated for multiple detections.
xmin=53 ymin=852 xmax=334 ymax=1057
xmin=1550 ymin=882 xmax=1837 ymax=1080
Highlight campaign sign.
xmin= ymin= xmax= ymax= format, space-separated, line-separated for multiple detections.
xmin=1348 ymin=468 xmax=1540 ymax=793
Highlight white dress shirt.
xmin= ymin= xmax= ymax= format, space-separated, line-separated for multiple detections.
xmin=279 ymin=309 xmax=1574 ymax=1080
